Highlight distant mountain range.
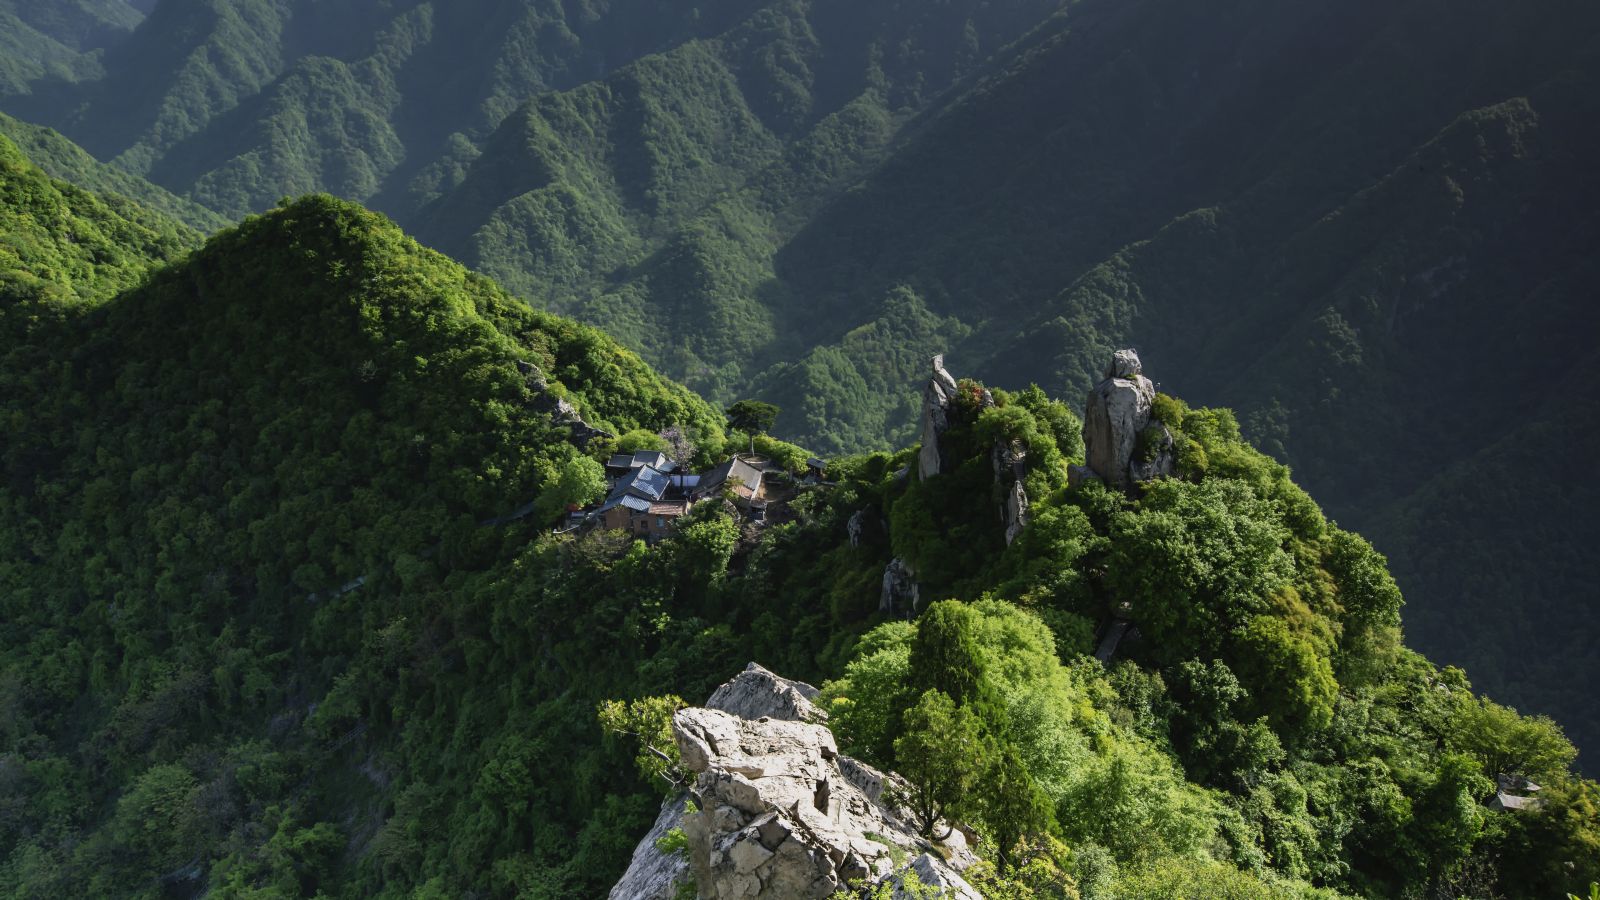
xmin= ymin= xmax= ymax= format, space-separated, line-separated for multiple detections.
xmin=2 ymin=0 xmax=1597 ymax=770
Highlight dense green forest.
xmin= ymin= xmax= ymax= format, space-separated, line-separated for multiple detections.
xmin=0 ymin=135 xmax=1596 ymax=897
xmin=0 ymin=113 xmax=226 ymax=231
xmin=0 ymin=131 xmax=201 ymax=344
xmin=0 ymin=0 xmax=769 ymax=218
xmin=3 ymin=0 xmax=1590 ymax=764
xmin=0 ymin=0 xmax=141 ymax=95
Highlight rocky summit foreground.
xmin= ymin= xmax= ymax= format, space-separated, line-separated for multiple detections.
xmin=610 ymin=663 xmax=978 ymax=900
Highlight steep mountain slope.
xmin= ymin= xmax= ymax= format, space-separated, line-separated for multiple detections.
xmin=973 ymin=29 xmax=1600 ymax=758
xmin=0 ymin=0 xmax=141 ymax=94
xmin=0 ymin=130 xmax=200 ymax=344
xmin=407 ymin=0 xmax=1068 ymax=402
xmin=0 ymin=0 xmax=142 ymax=49
xmin=0 ymin=185 xmax=729 ymax=897
xmin=0 ymin=112 xmax=225 ymax=231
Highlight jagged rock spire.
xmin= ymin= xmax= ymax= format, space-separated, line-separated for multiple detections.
xmin=917 ymin=355 xmax=961 ymax=481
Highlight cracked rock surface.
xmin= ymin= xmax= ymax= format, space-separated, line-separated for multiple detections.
xmin=609 ymin=663 xmax=978 ymax=899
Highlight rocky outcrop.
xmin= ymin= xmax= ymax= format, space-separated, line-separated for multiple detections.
xmin=891 ymin=853 xmax=983 ymax=900
xmin=675 ymin=707 xmax=977 ymax=899
xmin=847 ymin=510 xmax=867 ymax=548
xmin=918 ymin=355 xmax=996 ymax=481
xmin=918 ymin=353 xmax=1029 ymax=544
xmin=706 ymin=663 xmax=826 ymax=724
xmin=516 ymin=359 xmax=614 ymax=449
xmin=1003 ymin=482 xmax=1029 ymax=546
xmin=880 ymin=558 xmax=920 ymax=618
xmin=847 ymin=508 xmax=889 ymax=549
xmin=1082 ymin=349 xmax=1171 ymax=487
xmin=611 ymin=665 xmax=979 ymax=900
xmin=609 ymin=665 xmax=827 ymax=900
xmin=609 ymin=795 xmax=695 ymax=900
xmin=1129 ymin=422 xmax=1176 ymax=483
xmin=917 ymin=355 xmax=962 ymax=481
xmin=992 ymin=439 xmax=1030 ymax=546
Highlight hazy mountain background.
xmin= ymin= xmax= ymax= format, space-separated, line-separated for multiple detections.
xmin=2 ymin=0 xmax=1596 ymax=766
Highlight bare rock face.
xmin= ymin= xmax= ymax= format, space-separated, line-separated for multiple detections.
xmin=891 ymin=853 xmax=983 ymax=900
xmin=611 ymin=664 xmax=980 ymax=900
xmin=1003 ymin=481 xmax=1030 ymax=546
xmin=610 ymin=665 xmax=829 ymax=900
xmin=1107 ymin=348 xmax=1142 ymax=379
xmin=992 ymin=440 xmax=1031 ymax=546
xmin=919 ymin=353 xmax=1028 ymax=543
xmin=706 ymin=662 xmax=826 ymax=724
xmin=917 ymin=355 xmax=962 ymax=481
xmin=609 ymin=795 xmax=695 ymax=900
xmin=674 ymin=708 xmax=977 ymax=899
xmin=880 ymin=558 xmax=920 ymax=618
xmin=1083 ymin=349 xmax=1167 ymax=487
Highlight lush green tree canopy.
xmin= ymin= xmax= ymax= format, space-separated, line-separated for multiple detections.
xmin=0 ymin=132 xmax=1593 ymax=899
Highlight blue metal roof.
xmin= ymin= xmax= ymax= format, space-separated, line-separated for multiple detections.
xmin=610 ymin=465 xmax=670 ymax=502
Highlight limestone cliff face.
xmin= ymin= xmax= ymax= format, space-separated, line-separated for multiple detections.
xmin=705 ymin=662 xmax=827 ymax=724
xmin=610 ymin=663 xmax=820 ymax=900
xmin=1082 ymin=349 xmax=1171 ymax=487
xmin=609 ymin=663 xmax=979 ymax=900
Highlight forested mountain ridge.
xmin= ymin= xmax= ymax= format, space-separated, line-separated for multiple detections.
xmin=0 ymin=0 xmax=142 ymax=95
xmin=0 ymin=112 xmax=226 ymax=231
xmin=0 ymin=133 xmax=1597 ymax=897
xmin=407 ymin=0 xmax=1062 ymax=406
xmin=0 ymin=166 xmax=732 ymax=894
xmin=0 ymin=2 xmax=1598 ymax=894
xmin=0 ymin=129 xmax=201 ymax=348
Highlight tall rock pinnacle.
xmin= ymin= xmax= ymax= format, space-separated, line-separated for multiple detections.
xmin=917 ymin=355 xmax=962 ymax=481
xmin=1083 ymin=349 xmax=1171 ymax=487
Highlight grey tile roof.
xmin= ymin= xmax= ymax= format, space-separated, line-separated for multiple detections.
xmin=697 ymin=457 xmax=763 ymax=495
xmin=597 ymin=493 xmax=653 ymax=515
xmin=632 ymin=450 xmax=676 ymax=472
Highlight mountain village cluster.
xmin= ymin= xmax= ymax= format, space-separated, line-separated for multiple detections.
xmin=567 ymin=448 xmax=828 ymax=540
